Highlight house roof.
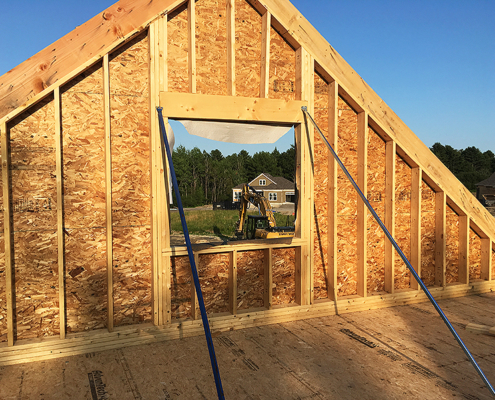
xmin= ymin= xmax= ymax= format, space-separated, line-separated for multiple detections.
xmin=234 ymin=173 xmax=294 ymax=191
xmin=476 ymin=172 xmax=495 ymax=187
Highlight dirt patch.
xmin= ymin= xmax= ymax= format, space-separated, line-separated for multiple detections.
xmin=487 ymin=207 xmax=495 ymax=217
xmin=170 ymin=233 xmax=226 ymax=246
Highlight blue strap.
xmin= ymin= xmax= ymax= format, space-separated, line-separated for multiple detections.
xmin=302 ymin=107 xmax=495 ymax=395
xmin=156 ymin=108 xmax=225 ymax=400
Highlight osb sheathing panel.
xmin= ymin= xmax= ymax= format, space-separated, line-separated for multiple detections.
xmin=110 ymin=96 xmax=151 ymax=226
xmin=394 ymin=155 xmax=411 ymax=289
xmin=113 ymin=227 xmax=152 ymax=326
xmin=446 ymin=206 xmax=459 ymax=284
xmin=10 ymin=98 xmax=57 ymax=233
xmin=234 ymin=0 xmax=262 ymax=98
xmin=110 ymin=37 xmax=151 ymax=226
xmin=14 ymin=231 xmax=59 ymax=340
xmin=167 ymin=4 xmax=189 ymax=93
xmin=272 ymin=248 xmax=295 ymax=306
xmin=469 ymin=229 xmax=481 ymax=281
xmin=196 ymin=0 xmax=228 ymax=96
xmin=313 ymin=72 xmax=329 ymax=300
xmin=269 ymin=27 xmax=296 ymax=101
xmin=65 ymin=229 xmax=107 ymax=333
xmin=237 ymin=250 xmax=264 ymax=310
xmin=367 ymin=128 xmax=386 ymax=293
xmin=337 ymin=97 xmax=358 ymax=296
xmin=199 ymin=253 xmax=229 ymax=314
xmin=171 ymin=256 xmax=193 ymax=320
xmin=110 ymin=33 xmax=152 ymax=327
xmin=9 ymin=98 xmax=59 ymax=339
xmin=62 ymin=66 xmax=106 ymax=229
xmin=421 ymin=182 xmax=436 ymax=286
xmin=109 ymin=32 xmax=149 ymax=98
xmin=62 ymin=65 xmax=107 ymax=333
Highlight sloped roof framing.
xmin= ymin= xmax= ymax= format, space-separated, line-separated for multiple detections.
xmin=1 ymin=0 xmax=493 ymax=241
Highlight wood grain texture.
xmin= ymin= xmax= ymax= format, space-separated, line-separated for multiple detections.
xmin=394 ymin=154 xmax=411 ymax=290
xmin=446 ymin=205 xmax=460 ymax=284
xmin=235 ymin=0 xmax=262 ymax=98
xmin=65 ymin=228 xmax=107 ymax=333
xmin=62 ymin=65 xmax=107 ymax=333
xmin=258 ymin=0 xmax=495 ymax=242
xmin=421 ymin=182 xmax=436 ymax=286
xmin=337 ymin=98 xmax=358 ymax=296
xmin=13 ymin=231 xmax=59 ymax=340
xmin=237 ymin=250 xmax=264 ymax=310
xmin=113 ymin=227 xmax=152 ymax=326
xmin=367 ymin=128 xmax=386 ymax=293
xmin=272 ymin=248 xmax=296 ymax=306
xmin=0 ymin=0 xmax=183 ymax=119
xmin=196 ymin=0 xmax=228 ymax=96
xmin=313 ymin=72 xmax=329 ymax=300
xmin=167 ymin=4 xmax=189 ymax=93
xmin=469 ymin=228 xmax=482 ymax=281
xmin=199 ymin=253 xmax=230 ymax=315
xmin=170 ymin=256 xmax=193 ymax=320
xmin=9 ymin=97 xmax=60 ymax=340
xmin=269 ymin=26 xmax=296 ymax=101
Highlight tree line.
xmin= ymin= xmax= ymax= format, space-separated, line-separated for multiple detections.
xmin=430 ymin=143 xmax=495 ymax=191
xmin=172 ymin=146 xmax=296 ymax=207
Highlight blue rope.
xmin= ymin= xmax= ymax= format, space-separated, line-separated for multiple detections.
xmin=302 ymin=107 xmax=495 ymax=395
xmin=156 ymin=108 xmax=225 ymax=400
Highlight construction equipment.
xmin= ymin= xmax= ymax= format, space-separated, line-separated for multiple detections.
xmin=235 ymin=183 xmax=295 ymax=239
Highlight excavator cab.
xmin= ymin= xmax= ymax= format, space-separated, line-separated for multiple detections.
xmin=245 ymin=215 xmax=269 ymax=239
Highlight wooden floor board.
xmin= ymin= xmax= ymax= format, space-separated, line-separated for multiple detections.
xmin=1 ymin=294 xmax=494 ymax=399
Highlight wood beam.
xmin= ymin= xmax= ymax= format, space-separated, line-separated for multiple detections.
xmin=0 ymin=0 xmax=186 ymax=121
xmin=157 ymin=16 xmax=171 ymax=325
xmin=384 ymin=141 xmax=396 ymax=293
xmin=481 ymin=238 xmax=492 ymax=281
xmin=150 ymin=21 xmax=166 ymax=326
xmin=188 ymin=0 xmax=197 ymax=94
xmin=295 ymin=47 xmax=312 ymax=306
xmin=229 ymin=250 xmax=238 ymax=315
xmin=327 ymin=81 xmax=338 ymax=301
xmin=227 ymin=0 xmax=235 ymax=97
xmin=159 ymin=15 xmax=168 ymax=93
xmin=357 ymin=112 xmax=368 ymax=297
xmin=459 ymin=215 xmax=470 ymax=285
xmin=160 ymin=92 xmax=307 ymax=123
xmin=263 ymin=248 xmax=272 ymax=310
xmin=1 ymin=280 xmax=495 ymax=366
xmin=1 ymin=120 xmax=13 ymax=346
xmin=254 ymin=0 xmax=495 ymax=241
xmin=103 ymin=54 xmax=114 ymax=332
xmin=260 ymin=12 xmax=271 ymax=98
xmin=410 ymin=167 xmax=422 ymax=290
xmin=54 ymin=87 xmax=66 ymax=339
xmin=435 ymin=191 xmax=446 ymax=287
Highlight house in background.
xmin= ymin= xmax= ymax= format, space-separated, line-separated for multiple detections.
xmin=476 ymin=172 xmax=495 ymax=206
xmin=233 ymin=173 xmax=295 ymax=205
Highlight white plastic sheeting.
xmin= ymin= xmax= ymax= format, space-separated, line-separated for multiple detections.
xmin=178 ymin=120 xmax=291 ymax=144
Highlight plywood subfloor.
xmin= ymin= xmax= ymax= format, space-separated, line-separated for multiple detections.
xmin=1 ymin=294 xmax=494 ymax=399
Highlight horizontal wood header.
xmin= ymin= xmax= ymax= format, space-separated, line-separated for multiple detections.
xmin=160 ymin=92 xmax=307 ymax=123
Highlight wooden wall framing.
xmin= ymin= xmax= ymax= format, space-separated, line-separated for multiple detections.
xmin=0 ymin=0 xmax=494 ymax=363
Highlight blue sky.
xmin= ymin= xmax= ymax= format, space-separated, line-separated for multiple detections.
xmin=1 ymin=0 xmax=493 ymax=155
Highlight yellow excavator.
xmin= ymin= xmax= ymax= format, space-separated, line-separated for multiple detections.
xmin=235 ymin=183 xmax=295 ymax=239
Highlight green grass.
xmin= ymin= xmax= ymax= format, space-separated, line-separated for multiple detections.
xmin=170 ymin=209 xmax=295 ymax=237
